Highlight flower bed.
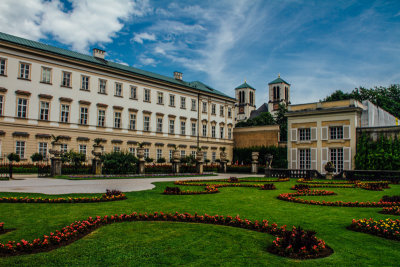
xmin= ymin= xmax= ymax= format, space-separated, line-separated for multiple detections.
xmin=260 ymin=184 xmax=276 ymax=190
xmin=357 ymin=182 xmax=389 ymax=191
xmin=278 ymin=190 xmax=400 ymax=207
xmin=349 ymin=218 xmax=400 ymax=241
xmin=163 ymin=185 xmax=219 ymax=195
xmin=291 ymin=184 xmax=355 ymax=190
xmin=381 ymin=206 xmax=400 ymax=216
xmin=0 ymin=190 xmax=126 ymax=203
xmin=297 ymin=178 xmax=352 ymax=184
xmin=0 ymin=211 xmax=331 ymax=259
xmin=268 ymin=226 xmax=332 ymax=259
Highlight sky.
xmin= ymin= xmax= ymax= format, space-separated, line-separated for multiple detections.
xmin=0 ymin=0 xmax=399 ymax=108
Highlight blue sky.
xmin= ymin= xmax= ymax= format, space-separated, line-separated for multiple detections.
xmin=1 ymin=0 xmax=399 ymax=107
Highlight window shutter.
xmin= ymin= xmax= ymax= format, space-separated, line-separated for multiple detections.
xmin=311 ymin=148 xmax=317 ymax=170
xmin=321 ymin=147 xmax=328 ymax=173
xmin=311 ymin=127 xmax=317 ymax=141
xmin=321 ymin=127 xmax=328 ymax=140
xmin=291 ymin=148 xmax=297 ymax=169
xmin=343 ymin=125 xmax=350 ymax=140
xmin=291 ymin=128 xmax=297 ymax=142
xmin=343 ymin=147 xmax=351 ymax=170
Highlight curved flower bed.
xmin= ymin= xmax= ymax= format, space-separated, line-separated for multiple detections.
xmin=297 ymin=179 xmax=353 ymax=185
xmin=163 ymin=185 xmax=219 ymax=195
xmin=0 ymin=191 xmax=126 ymax=203
xmin=349 ymin=218 xmax=400 ymax=241
xmin=381 ymin=206 xmax=400 ymax=215
xmin=291 ymin=184 xmax=355 ymax=190
xmin=278 ymin=190 xmax=400 ymax=207
xmin=0 ymin=211 xmax=331 ymax=259
xmin=166 ymin=181 xmax=265 ymax=195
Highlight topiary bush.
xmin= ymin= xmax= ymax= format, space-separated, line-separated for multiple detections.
xmin=101 ymin=151 xmax=138 ymax=174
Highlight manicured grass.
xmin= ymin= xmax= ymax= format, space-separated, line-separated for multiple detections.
xmin=54 ymin=174 xmax=217 ymax=180
xmin=1 ymin=178 xmax=400 ymax=265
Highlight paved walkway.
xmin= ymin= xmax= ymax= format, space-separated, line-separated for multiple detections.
xmin=0 ymin=174 xmax=264 ymax=195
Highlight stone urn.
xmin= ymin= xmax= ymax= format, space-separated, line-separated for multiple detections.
xmin=251 ymin=152 xmax=259 ymax=162
xmin=196 ymin=151 xmax=204 ymax=163
xmin=92 ymin=144 xmax=103 ymax=156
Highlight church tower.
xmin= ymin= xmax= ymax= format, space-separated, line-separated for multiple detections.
xmin=235 ymin=81 xmax=256 ymax=122
xmin=268 ymin=74 xmax=290 ymax=116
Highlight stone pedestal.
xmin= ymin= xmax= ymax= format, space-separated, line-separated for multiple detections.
xmin=196 ymin=151 xmax=204 ymax=174
xmin=326 ymin=172 xmax=333 ymax=180
xmin=49 ymin=142 xmax=62 ymax=177
xmin=219 ymin=151 xmax=227 ymax=173
xmin=172 ymin=150 xmax=181 ymax=174
xmin=92 ymin=144 xmax=103 ymax=175
xmin=137 ymin=148 xmax=145 ymax=174
xmin=251 ymin=152 xmax=259 ymax=174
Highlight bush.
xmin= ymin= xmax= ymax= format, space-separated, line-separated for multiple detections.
xmin=381 ymin=195 xmax=400 ymax=203
xmin=157 ymin=157 xmax=166 ymax=163
xmin=228 ymin=177 xmax=239 ymax=183
xmin=292 ymin=184 xmax=310 ymax=191
xmin=261 ymin=183 xmax=276 ymax=190
xmin=145 ymin=157 xmax=154 ymax=163
xmin=30 ymin=153 xmax=44 ymax=162
xmin=164 ymin=187 xmax=181 ymax=194
xmin=7 ymin=153 xmax=20 ymax=163
xmin=101 ymin=152 xmax=138 ymax=174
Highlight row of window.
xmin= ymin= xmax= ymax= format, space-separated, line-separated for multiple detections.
xmin=10 ymin=141 xmax=219 ymax=162
xmin=297 ymin=126 xmax=344 ymax=141
xmin=298 ymin=148 xmax=343 ymax=172
xmin=0 ymin=58 xmax=233 ymax=117
xmin=238 ymin=91 xmax=254 ymax=105
xmin=0 ymin=96 xmax=232 ymax=138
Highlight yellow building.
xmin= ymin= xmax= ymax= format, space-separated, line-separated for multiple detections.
xmin=0 ymin=32 xmax=235 ymax=163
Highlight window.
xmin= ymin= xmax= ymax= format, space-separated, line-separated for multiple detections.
xmin=228 ymin=107 xmax=232 ymax=118
xmin=144 ymin=148 xmax=149 ymax=159
xmin=191 ymin=151 xmax=196 ymax=157
xmin=99 ymin=79 xmax=107 ymax=94
xmin=212 ymin=152 xmax=216 ymax=162
xmin=299 ymin=128 xmax=311 ymax=141
xmin=97 ymin=110 xmax=105 ymax=127
xmin=202 ymin=102 xmax=207 ymax=113
xmin=115 ymin=83 xmax=122 ymax=97
xmin=114 ymin=112 xmax=121 ymax=128
xmin=169 ymin=119 xmax=175 ymax=134
xmin=130 ymin=86 xmax=137 ymax=99
xmin=202 ymin=124 xmax=207 ymax=137
xmin=113 ymin=146 xmax=121 ymax=152
xmin=191 ymin=123 xmax=196 ymax=136
xmin=60 ymin=144 xmax=68 ymax=153
xmin=15 ymin=141 xmax=25 ymax=159
xmin=181 ymin=150 xmax=186 ymax=157
xmin=19 ymin=63 xmax=30 ymax=79
xmin=220 ymin=126 xmax=224 ymax=139
xmin=250 ymin=91 xmax=254 ymax=105
xmin=169 ymin=150 xmax=173 ymax=162
xmin=143 ymin=116 xmax=150 ymax=131
xmin=169 ymin=94 xmax=175 ymax=106
xmin=39 ymin=101 xmax=49 ymax=121
xmin=81 ymin=75 xmax=89 ymax=90
xmin=299 ymin=149 xmax=311 ymax=170
xmin=180 ymin=97 xmax=186 ymax=109
xmin=203 ymin=152 xmax=207 ymax=161
xmin=129 ymin=114 xmax=136 ymax=130
xmin=0 ymin=95 xmax=3 ymax=116
xmin=157 ymin=149 xmax=162 ymax=160
xmin=79 ymin=144 xmax=87 ymax=155
xmin=41 ymin=67 xmax=51 ymax=83
xmin=129 ymin=147 xmax=135 ymax=155
xmin=157 ymin=92 xmax=164 ymax=104
xmin=62 ymin=71 xmax=71 ymax=87
xmin=0 ymin=58 xmax=6 ymax=75
xmin=211 ymin=125 xmax=216 ymax=138
xmin=220 ymin=106 xmax=224 ymax=116
xmin=228 ymin=128 xmax=232 ymax=139
xmin=17 ymin=98 xmax=28 ymax=118
xmin=144 ymin=89 xmax=150 ymax=102
xmin=330 ymin=148 xmax=344 ymax=173
xmin=157 ymin=118 xmax=163 ymax=132
xmin=330 ymin=126 xmax=343 ymax=140
xmin=211 ymin=104 xmax=216 ymax=115
xmin=180 ymin=121 xmax=186 ymax=135
xmin=191 ymin=99 xmax=196 ymax=111
xmin=60 ymin=104 xmax=70 ymax=122
xmin=79 ymin=107 xmax=88 ymax=125
xmin=38 ymin=142 xmax=48 ymax=159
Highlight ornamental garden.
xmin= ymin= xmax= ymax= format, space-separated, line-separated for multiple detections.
xmin=1 ymin=175 xmax=400 ymax=265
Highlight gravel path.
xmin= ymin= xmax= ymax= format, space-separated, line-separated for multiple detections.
xmin=0 ymin=174 xmax=264 ymax=195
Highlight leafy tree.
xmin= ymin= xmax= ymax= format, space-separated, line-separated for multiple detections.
xmin=30 ymin=153 xmax=43 ymax=162
xmin=145 ymin=157 xmax=154 ymax=163
xmin=7 ymin=153 xmax=20 ymax=163
xmin=62 ymin=150 xmax=86 ymax=166
xmin=235 ymin=112 xmax=276 ymax=127
xmin=156 ymin=157 xmax=166 ymax=163
xmin=275 ymin=103 xmax=288 ymax=141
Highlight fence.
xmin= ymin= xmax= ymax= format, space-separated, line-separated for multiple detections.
xmin=337 ymin=170 xmax=400 ymax=182
xmin=266 ymin=168 xmax=323 ymax=179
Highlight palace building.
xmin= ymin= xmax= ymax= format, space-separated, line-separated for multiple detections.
xmin=0 ymin=32 xmax=235 ymax=163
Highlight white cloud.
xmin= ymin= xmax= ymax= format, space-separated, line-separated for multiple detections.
xmin=132 ymin=32 xmax=156 ymax=44
xmin=0 ymin=0 xmax=151 ymax=52
xmin=139 ymin=55 xmax=157 ymax=66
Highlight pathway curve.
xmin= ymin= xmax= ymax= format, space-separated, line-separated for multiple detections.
xmin=0 ymin=174 xmax=264 ymax=195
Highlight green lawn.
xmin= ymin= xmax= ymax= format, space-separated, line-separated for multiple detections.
xmin=1 ymin=178 xmax=400 ymax=266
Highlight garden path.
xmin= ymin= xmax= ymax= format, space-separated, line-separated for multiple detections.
xmin=0 ymin=174 xmax=263 ymax=195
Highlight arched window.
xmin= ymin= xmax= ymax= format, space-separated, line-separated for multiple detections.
xmin=249 ymin=92 xmax=253 ymax=105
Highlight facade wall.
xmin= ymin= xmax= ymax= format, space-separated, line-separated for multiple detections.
xmin=233 ymin=125 xmax=280 ymax=148
xmin=0 ymin=41 xmax=235 ymax=163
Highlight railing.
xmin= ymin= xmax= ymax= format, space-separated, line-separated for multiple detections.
xmin=266 ymin=168 xmax=323 ymax=179
xmin=337 ymin=170 xmax=400 ymax=182
xmin=0 ymin=163 xmax=10 ymax=179
xmin=37 ymin=160 xmax=52 ymax=177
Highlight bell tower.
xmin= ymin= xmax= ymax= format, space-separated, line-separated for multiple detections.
xmin=234 ymin=80 xmax=256 ymax=122
xmin=268 ymin=74 xmax=290 ymax=116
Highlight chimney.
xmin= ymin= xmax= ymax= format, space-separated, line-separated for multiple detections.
xmin=93 ymin=48 xmax=105 ymax=59
xmin=173 ymin=71 xmax=183 ymax=81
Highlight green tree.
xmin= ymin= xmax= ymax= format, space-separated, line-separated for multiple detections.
xmin=275 ymin=103 xmax=288 ymax=142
